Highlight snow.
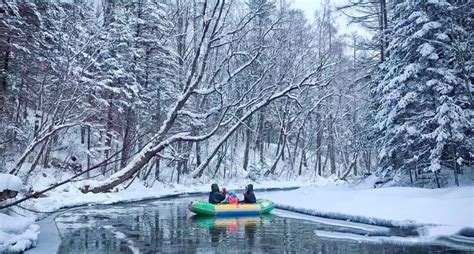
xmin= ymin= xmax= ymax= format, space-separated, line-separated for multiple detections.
xmin=25 ymin=180 xmax=311 ymax=213
xmin=314 ymin=230 xmax=474 ymax=251
xmin=0 ymin=213 xmax=40 ymax=252
xmin=262 ymin=185 xmax=474 ymax=237
xmin=314 ymin=231 xmax=430 ymax=245
xmin=272 ymin=209 xmax=391 ymax=236
xmin=418 ymin=43 xmax=435 ymax=57
xmin=0 ymin=173 xmax=23 ymax=192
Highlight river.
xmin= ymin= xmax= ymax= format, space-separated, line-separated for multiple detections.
xmin=54 ymin=196 xmax=470 ymax=253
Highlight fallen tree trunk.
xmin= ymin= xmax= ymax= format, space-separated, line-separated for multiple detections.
xmin=0 ymin=148 xmax=124 ymax=210
xmin=85 ymin=132 xmax=189 ymax=193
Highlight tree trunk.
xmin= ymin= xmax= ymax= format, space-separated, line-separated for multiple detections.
xmin=42 ymin=136 xmax=53 ymax=168
xmin=315 ymin=111 xmax=323 ymax=176
xmin=0 ymin=37 xmax=10 ymax=113
xmin=212 ymin=144 xmax=228 ymax=178
xmin=322 ymin=147 xmax=330 ymax=174
xmin=329 ymin=115 xmax=336 ymax=175
xmin=353 ymin=154 xmax=358 ymax=176
xmin=121 ymin=107 xmax=135 ymax=169
xmin=453 ymin=144 xmax=459 ymax=187
xmin=87 ymin=125 xmax=91 ymax=178
xmin=379 ymin=0 xmax=389 ymax=62
xmin=265 ymin=135 xmax=286 ymax=177
xmin=434 ymin=170 xmax=441 ymax=188
xmin=28 ymin=138 xmax=49 ymax=177
xmin=292 ymin=128 xmax=301 ymax=171
xmin=364 ymin=147 xmax=371 ymax=174
xmin=195 ymin=141 xmax=201 ymax=168
xmin=414 ymin=161 xmax=418 ymax=180
xmin=242 ymin=117 xmax=252 ymax=171
xmin=256 ymin=109 xmax=265 ymax=165
xmin=409 ymin=168 xmax=413 ymax=184
xmin=81 ymin=127 xmax=85 ymax=144
xmin=298 ymin=149 xmax=305 ymax=176
xmin=276 ymin=127 xmax=283 ymax=157
xmin=104 ymin=94 xmax=113 ymax=174
xmin=155 ymin=157 xmax=160 ymax=181
xmin=176 ymin=159 xmax=182 ymax=184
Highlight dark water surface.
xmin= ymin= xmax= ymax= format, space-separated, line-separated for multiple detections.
xmin=56 ymin=197 xmax=471 ymax=253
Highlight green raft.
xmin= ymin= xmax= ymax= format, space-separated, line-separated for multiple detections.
xmin=188 ymin=199 xmax=274 ymax=216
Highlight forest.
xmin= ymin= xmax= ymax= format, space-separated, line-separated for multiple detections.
xmin=0 ymin=0 xmax=472 ymax=193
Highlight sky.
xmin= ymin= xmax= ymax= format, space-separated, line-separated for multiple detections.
xmin=290 ymin=0 xmax=371 ymax=37
xmin=291 ymin=0 xmax=323 ymax=19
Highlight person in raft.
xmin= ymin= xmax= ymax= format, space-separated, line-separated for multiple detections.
xmin=242 ymin=184 xmax=256 ymax=203
xmin=209 ymin=183 xmax=226 ymax=204
xmin=222 ymin=191 xmax=239 ymax=204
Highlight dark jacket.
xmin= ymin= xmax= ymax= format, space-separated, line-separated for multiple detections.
xmin=209 ymin=183 xmax=225 ymax=204
xmin=243 ymin=184 xmax=256 ymax=204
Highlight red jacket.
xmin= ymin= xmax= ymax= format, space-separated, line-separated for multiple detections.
xmin=228 ymin=195 xmax=238 ymax=204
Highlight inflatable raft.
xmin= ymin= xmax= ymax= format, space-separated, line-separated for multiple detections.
xmin=188 ymin=199 xmax=274 ymax=216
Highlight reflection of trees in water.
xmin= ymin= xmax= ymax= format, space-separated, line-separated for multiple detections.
xmin=209 ymin=226 xmax=226 ymax=245
xmin=130 ymin=203 xmax=201 ymax=252
xmin=57 ymin=204 xmax=202 ymax=253
xmin=58 ymin=207 xmax=277 ymax=252
xmin=57 ymin=228 xmax=121 ymax=253
xmin=244 ymin=223 xmax=256 ymax=246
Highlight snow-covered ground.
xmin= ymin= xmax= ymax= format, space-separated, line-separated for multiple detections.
xmin=261 ymin=184 xmax=474 ymax=239
xmin=23 ymin=179 xmax=312 ymax=213
xmin=0 ymin=174 xmax=40 ymax=252
xmin=0 ymin=213 xmax=39 ymax=252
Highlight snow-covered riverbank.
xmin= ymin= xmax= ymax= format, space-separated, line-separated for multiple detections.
xmin=261 ymin=185 xmax=474 ymax=238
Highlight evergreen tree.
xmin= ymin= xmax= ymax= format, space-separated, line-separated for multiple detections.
xmin=376 ymin=0 xmax=472 ymax=185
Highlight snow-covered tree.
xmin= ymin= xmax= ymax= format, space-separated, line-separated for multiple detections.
xmin=376 ymin=0 xmax=472 ymax=186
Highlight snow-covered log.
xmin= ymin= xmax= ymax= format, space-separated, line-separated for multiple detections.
xmin=0 ymin=173 xmax=22 ymax=201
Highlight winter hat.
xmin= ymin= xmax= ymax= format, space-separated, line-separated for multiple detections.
xmin=222 ymin=188 xmax=228 ymax=194
xmin=228 ymin=191 xmax=237 ymax=197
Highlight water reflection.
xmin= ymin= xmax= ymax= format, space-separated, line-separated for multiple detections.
xmin=56 ymin=198 xmax=471 ymax=253
xmin=189 ymin=215 xmax=271 ymax=246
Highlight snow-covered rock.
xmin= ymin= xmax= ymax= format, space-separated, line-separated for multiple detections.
xmin=0 ymin=173 xmax=23 ymax=192
xmin=0 ymin=214 xmax=39 ymax=252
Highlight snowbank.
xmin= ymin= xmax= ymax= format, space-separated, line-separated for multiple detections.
xmin=22 ymin=179 xmax=311 ymax=213
xmin=0 ymin=213 xmax=39 ymax=252
xmin=261 ymin=185 xmax=474 ymax=237
xmin=0 ymin=174 xmax=38 ymax=252
xmin=0 ymin=173 xmax=22 ymax=192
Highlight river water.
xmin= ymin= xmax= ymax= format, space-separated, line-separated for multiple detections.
xmin=55 ymin=197 xmax=471 ymax=253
